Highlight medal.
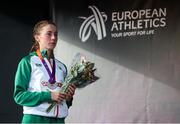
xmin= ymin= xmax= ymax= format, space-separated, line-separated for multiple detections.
xmin=47 ymin=82 xmax=58 ymax=90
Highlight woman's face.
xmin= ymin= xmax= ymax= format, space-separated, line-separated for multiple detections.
xmin=35 ymin=24 xmax=58 ymax=51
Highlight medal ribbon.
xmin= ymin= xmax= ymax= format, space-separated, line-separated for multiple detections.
xmin=36 ymin=49 xmax=56 ymax=84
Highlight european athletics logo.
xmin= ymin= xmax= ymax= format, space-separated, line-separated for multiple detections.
xmin=79 ymin=5 xmax=107 ymax=42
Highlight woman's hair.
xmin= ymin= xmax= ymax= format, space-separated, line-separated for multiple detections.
xmin=30 ymin=20 xmax=57 ymax=52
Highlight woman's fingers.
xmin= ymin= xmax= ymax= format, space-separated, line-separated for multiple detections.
xmin=51 ymin=84 xmax=76 ymax=102
xmin=68 ymin=84 xmax=76 ymax=96
xmin=51 ymin=92 xmax=66 ymax=102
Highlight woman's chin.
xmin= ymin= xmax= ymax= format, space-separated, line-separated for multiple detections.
xmin=47 ymin=46 xmax=56 ymax=50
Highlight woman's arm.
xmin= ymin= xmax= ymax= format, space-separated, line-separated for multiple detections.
xmin=13 ymin=56 xmax=52 ymax=107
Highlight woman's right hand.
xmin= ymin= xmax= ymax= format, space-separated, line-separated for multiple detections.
xmin=51 ymin=92 xmax=66 ymax=103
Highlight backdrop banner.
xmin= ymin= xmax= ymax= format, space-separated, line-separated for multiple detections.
xmin=53 ymin=0 xmax=180 ymax=123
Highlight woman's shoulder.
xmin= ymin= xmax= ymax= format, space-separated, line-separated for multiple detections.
xmin=55 ymin=59 xmax=66 ymax=67
xmin=19 ymin=52 xmax=36 ymax=63
xmin=55 ymin=59 xmax=67 ymax=72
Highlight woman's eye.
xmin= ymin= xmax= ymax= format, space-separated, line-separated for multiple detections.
xmin=46 ymin=33 xmax=51 ymax=36
xmin=45 ymin=32 xmax=57 ymax=37
xmin=54 ymin=33 xmax=58 ymax=37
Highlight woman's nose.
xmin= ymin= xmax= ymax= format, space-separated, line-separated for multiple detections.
xmin=51 ymin=34 xmax=57 ymax=40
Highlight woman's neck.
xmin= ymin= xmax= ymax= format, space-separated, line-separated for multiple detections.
xmin=40 ymin=48 xmax=54 ymax=59
xmin=47 ymin=50 xmax=54 ymax=59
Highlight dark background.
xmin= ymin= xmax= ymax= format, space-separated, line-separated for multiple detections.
xmin=0 ymin=0 xmax=51 ymax=122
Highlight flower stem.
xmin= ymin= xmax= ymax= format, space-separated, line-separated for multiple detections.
xmin=46 ymin=102 xmax=57 ymax=113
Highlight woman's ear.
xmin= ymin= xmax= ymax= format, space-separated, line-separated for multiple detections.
xmin=34 ymin=35 xmax=39 ymax=42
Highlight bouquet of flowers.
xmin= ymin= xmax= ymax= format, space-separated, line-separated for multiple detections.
xmin=46 ymin=53 xmax=99 ymax=113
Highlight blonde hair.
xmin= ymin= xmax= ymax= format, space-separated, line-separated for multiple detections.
xmin=30 ymin=20 xmax=57 ymax=52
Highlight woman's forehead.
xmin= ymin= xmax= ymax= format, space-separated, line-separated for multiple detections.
xmin=40 ymin=24 xmax=57 ymax=32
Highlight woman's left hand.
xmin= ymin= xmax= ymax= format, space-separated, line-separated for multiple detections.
xmin=66 ymin=84 xmax=76 ymax=101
